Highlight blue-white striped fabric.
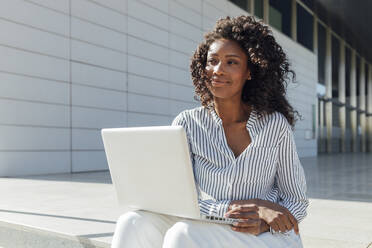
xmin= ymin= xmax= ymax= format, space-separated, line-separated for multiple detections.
xmin=171 ymin=106 xmax=309 ymax=223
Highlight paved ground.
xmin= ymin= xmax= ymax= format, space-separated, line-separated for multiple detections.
xmin=0 ymin=152 xmax=371 ymax=247
xmin=299 ymin=153 xmax=372 ymax=247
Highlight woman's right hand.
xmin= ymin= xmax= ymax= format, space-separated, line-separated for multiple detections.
xmin=225 ymin=199 xmax=298 ymax=235
xmin=224 ymin=202 xmax=270 ymax=235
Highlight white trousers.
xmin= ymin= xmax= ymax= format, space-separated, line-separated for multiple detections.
xmin=111 ymin=210 xmax=303 ymax=248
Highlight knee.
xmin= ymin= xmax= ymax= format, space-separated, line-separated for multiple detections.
xmin=112 ymin=211 xmax=151 ymax=248
xmin=115 ymin=210 xmax=147 ymax=231
xmin=163 ymin=221 xmax=197 ymax=247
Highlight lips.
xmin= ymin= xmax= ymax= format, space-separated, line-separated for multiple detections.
xmin=211 ymin=79 xmax=229 ymax=86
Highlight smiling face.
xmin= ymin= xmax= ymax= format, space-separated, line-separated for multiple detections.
xmin=205 ymin=38 xmax=251 ymax=102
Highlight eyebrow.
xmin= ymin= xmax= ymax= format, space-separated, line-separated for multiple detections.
xmin=208 ymin=53 xmax=242 ymax=58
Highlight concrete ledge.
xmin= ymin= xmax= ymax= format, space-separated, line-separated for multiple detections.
xmin=0 ymin=220 xmax=108 ymax=248
xmin=0 ymin=153 xmax=371 ymax=247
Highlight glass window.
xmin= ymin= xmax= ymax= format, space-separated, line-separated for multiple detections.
xmin=356 ymin=56 xmax=360 ymax=99
xmin=255 ymin=0 xmax=264 ymax=19
xmin=301 ymin=0 xmax=314 ymax=11
xmin=331 ymin=36 xmax=340 ymax=98
xmin=345 ymin=47 xmax=351 ymax=98
xmin=269 ymin=0 xmax=291 ymax=37
xmin=229 ymin=0 xmax=250 ymax=12
xmin=297 ymin=3 xmax=313 ymax=51
xmin=365 ymin=63 xmax=369 ymax=97
xmin=318 ymin=23 xmax=326 ymax=85
xmin=315 ymin=2 xmax=328 ymax=25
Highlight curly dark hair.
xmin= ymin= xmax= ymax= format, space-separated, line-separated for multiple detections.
xmin=190 ymin=15 xmax=301 ymax=128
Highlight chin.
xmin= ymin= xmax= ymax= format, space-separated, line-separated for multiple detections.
xmin=211 ymin=93 xmax=238 ymax=100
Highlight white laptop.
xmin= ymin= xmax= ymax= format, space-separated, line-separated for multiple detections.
xmin=101 ymin=125 xmax=243 ymax=225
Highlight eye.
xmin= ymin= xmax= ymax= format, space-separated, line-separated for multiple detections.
xmin=207 ymin=58 xmax=218 ymax=65
xmin=227 ymin=60 xmax=238 ymax=65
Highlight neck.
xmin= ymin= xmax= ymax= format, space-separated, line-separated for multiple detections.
xmin=213 ymin=97 xmax=251 ymax=124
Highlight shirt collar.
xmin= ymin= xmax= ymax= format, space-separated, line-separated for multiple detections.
xmin=207 ymin=106 xmax=264 ymax=139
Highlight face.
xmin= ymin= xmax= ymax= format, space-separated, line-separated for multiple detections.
xmin=205 ymin=39 xmax=251 ymax=102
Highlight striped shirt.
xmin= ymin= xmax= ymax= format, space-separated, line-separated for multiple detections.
xmin=171 ymin=106 xmax=308 ymax=223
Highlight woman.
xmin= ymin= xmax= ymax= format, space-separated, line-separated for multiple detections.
xmin=112 ymin=15 xmax=308 ymax=248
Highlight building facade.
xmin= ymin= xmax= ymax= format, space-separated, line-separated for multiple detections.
xmin=0 ymin=0 xmax=370 ymax=176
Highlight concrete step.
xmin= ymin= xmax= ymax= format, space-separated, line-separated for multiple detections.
xmin=0 ymin=220 xmax=108 ymax=248
xmin=0 ymin=172 xmax=123 ymax=248
xmin=1 ymin=154 xmax=372 ymax=248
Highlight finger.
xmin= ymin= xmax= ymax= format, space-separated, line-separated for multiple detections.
xmin=282 ymin=216 xmax=293 ymax=231
xmin=226 ymin=211 xmax=259 ymax=220
xmin=232 ymin=219 xmax=260 ymax=228
xmin=269 ymin=221 xmax=280 ymax=233
xmin=225 ymin=206 xmax=242 ymax=217
xmin=235 ymin=204 xmax=259 ymax=211
xmin=280 ymin=214 xmax=295 ymax=231
xmin=231 ymin=226 xmax=260 ymax=235
xmin=287 ymin=214 xmax=299 ymax=234
xmin=225 ymin=206 xmax=258 ymax=217
xmin=276 ymin=218 xmax=287 ymax=233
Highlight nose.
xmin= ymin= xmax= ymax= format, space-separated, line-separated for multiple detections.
xmin=213 ymin=61 xmax=225 ymax=75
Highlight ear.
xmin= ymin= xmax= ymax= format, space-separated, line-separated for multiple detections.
xmin=246 ymin=69 xmax=251 ymax=80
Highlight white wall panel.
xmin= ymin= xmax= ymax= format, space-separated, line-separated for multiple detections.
xmin=169 ymin=34 xmax=197 ymax=55
xmin=0 ymin=46 xmax=69 ymax=81
xmin=71 ymin=17 xmax=127 ymax=52
xmin=202 ymin=16 xmax=217 ymax=32
xmin=26 ymin=0 xmax=70 ymax=14
xmin=170 ymin=1 xmax=202 ymax=27
xmin=128 ymin=55 xmax=168 ymax=81
xmin=128 ymin=17 xmax=168 ymax=47
xmin=0 ymin=73 xmax=69 ymax=104
xmin=128 ymin=0 xmax=168 ymax=29
xmin=128 ymin=36 xmax=169 ymax=64
xmin=71 ymin=0 xmax=126 ymax=33
xmin=128 ymin=74 xmax=169 ymax=98
xmin=0 ymin=99 xmax=69 ymax=127
xmin=0 ymin=126 xmax=70 ymax=150
xmin=169 ymin=17 xmax=203 ymax=42
xmin=89 ymin=0 xmax=127 ymax=15
xmin=128 ymin=93 xmax=170 ymax=115
xmin=72 ymin=129 xmax=102 ymax=150
xmin=71 ymin=40 xmax=126 ymax=71
xmin=138 ymin=0 xmax=169 ymax=13
xmin=169 ymin=84 xmax=195 ymax=102
xmin=72 ymin=84 xmax=127 ymax=111
xmin=202 ymin=1 xmax=228 ymax=21
xmin=0 ymin=19 xmax=69 ymax=58
xmin=173 ymin=0 xmax=202 ymax=14
xmin=127 ymin=112 xmax=171 ymax=127
xmin=72 ymin=107 xmax=126 ymax=129
xmin=0 ymin=0 xmax=69 ymax=35
xmin=170 ymin=100 xmax=199 ymax=116
xmin=169 ymin=66 xmax=192 ymax=86
xmin=169 ymin=50 xmax=189 ymax=69
xmin=72 ymin=151 xmax=108 ymax=172
xmin=0 ymin=0 xmax=319 ymax=175
xmin=71 ymin=62 xmax=127 ymax=91
xmin=0 ymin=151 xmax=70 ymax=176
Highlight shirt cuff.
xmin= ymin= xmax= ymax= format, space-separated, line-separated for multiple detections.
xmin=217 ymin=199 xmax=231 ymax=217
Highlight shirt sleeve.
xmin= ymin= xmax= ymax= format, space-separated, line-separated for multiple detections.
xmin=198 ymin=199 xmax=231 ymax=217
xmin=171 ymin=111 xmax=231 ymax=218
xmin=276 ymin=127 xmax=309 ymax=223
xmin=171 ymin=111 xmax=193 ymax=164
